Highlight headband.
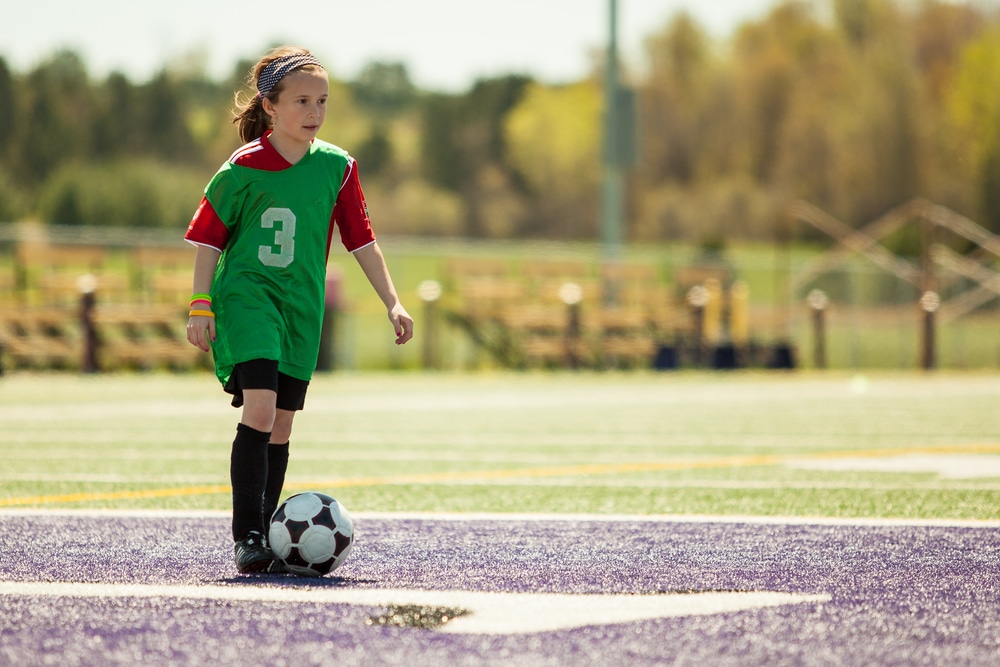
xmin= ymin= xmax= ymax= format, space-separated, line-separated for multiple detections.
xmin=257 ymin=53 xmax=324 ymax=98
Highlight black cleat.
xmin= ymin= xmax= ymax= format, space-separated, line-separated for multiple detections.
xmin=266 ymin=558 xmax=289 ymax=574
xmin=234 ymin=531 xmax=273 ymax=574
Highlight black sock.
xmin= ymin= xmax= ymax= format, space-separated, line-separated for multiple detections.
xmin=230 ymin=423 xmax=270 ymax=541
xmin=263 ymin=441 xmax=290 ymax=527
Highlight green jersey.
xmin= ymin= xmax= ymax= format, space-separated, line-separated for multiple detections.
xmin=205 ymin=139 xmax=350 ymax=385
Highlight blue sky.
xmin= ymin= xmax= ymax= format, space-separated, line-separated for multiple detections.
xmin=3 ymin=0 xmax=776 ymax=90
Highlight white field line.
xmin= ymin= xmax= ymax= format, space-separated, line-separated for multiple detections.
xmin=6 ymin=473 xmax=1000 ymax=492
xmin=0 ymin=580 xmax=831 ymax=635
xmin=1 ymin=508 xmax=999 ymax=528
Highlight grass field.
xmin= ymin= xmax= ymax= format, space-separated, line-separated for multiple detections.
xmin=3 ymin=369 xmax=999 ymax=520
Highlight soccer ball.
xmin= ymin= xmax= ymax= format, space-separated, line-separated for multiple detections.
xmin=268 ymin=492 xmax=354 ymax=577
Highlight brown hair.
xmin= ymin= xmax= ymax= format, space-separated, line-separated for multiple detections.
xmin=232 ymin=46 xmax=326 ymax=144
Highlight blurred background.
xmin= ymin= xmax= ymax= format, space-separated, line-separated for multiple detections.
xmin=2 ymin=0 xmax=1000 ymax=373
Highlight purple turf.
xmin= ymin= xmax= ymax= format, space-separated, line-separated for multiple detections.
xmin=1 ymin=515 xmax=999 ymax=666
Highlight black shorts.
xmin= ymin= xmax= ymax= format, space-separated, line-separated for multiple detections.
xmin=224 ymin=359 xmax=309 ymax=411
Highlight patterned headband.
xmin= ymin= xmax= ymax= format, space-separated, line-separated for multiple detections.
xmin=257 ymin=54 xmax=324 ymax=98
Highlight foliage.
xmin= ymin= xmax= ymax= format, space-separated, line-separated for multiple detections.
xmin=1 ymin=1 xmax=999 ymax=240
xmin=37 ymin=160 xmax=205 ymax=228
xmin=504 ymin=80 xmax=602 ymax=238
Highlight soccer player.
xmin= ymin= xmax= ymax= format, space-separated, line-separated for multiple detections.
xmin=184 ymin=46 xmax=413 ymax=574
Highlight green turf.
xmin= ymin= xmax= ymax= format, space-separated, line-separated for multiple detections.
xmin=2 ymin=370 xmax=999 ymax=519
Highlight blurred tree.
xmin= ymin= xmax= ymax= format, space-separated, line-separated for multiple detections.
xmin=0 ymin=57 xmax=15 ymax=160
xmin=505 ymin=80 xmax=601 ymax=239
xmin=351 ymin=61 xmax=417 ymax=114
xmin=10 ymin=51 xmax=95 ymax=186
xmin=355 ymin=123 xmax=393 ymax=178
xmin=3 ymin=1 xmax=1000 ymax=242
xmin=137 ymin=71 xmax=197 ymax=162
xmin=731 ymin=2 xmax=834 ymax=184
xmin=910 ymin=1 xmax=984 ymax=103
xmin=92 ymin=72 xmax=137 ymax=159
xmin=835 ymin=0 xmax=877 ymax=46
xmin=639 ymin=12 xmax=712 ymax=185
xmin=947 ymin=26 xmax=1000 ymax=231
xmin=0 ymin=167 xmax=25 ymax=222
xmin=421 ymin=75 xmax=531 ymax=236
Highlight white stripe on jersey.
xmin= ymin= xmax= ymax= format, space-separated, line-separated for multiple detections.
xmin=228 ymin=140 xmax=264 ymax=164
xmin=339 ymin=157 xmax=356 ymax=194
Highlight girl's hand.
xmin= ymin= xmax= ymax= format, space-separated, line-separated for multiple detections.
xmin=186 ymin=314 xmax=216 ymax=352
xmin=389 ymin=304 xmax=414 ymax=345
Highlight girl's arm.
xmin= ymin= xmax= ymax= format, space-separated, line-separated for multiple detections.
xmin=186 ymin=245 xmax=222 ymax=352
xmin=352 ymin=242 xmax=414 ymax=345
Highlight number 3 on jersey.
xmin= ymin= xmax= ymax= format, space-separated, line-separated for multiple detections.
xmin=258 ymin=207 xmax=296 ymax=268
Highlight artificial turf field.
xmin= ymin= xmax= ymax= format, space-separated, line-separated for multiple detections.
xmin=2 ymin=371 xmax=1000 ymax=665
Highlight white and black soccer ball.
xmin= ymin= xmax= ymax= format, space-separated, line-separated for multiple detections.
xmin=268 ymin=492 xmax=354 ymax=577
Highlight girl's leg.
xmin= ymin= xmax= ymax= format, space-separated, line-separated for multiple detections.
xmin=263 ymin=409 xmax=295 ymax=525
xmin=261 ymin=374 xmax=309 ymax=527
xmin=231 ymin=388 xmax=277 ymax=572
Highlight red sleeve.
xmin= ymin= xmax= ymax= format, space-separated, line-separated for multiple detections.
xmin=329 ymin=158 xmax=376 ymax=256
xmin=184 ymin=196 xmax=229 ymax=252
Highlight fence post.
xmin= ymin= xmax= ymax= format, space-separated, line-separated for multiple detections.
xmin=920 ymin=291 xmax=939 ymax=371
xmin=807 ymin=289 xmax=829 ymax=369
xmin=78 ymin=274 xmax=99 ymax=373
xmin=418 ymin=280 xmax=443 ymax=370
xmin=559 ymin=282 xmax=584 ymax=369
xmin=730 ymin=280 xmax=750 ymax=354
xmin=687 ymin=285 xmax=708 ymax=367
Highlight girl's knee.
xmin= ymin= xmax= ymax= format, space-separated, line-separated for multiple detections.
xmin=270 ymin=409 xmax=296 ymax=444
xmin=241 ymin=390 xmax=278 ymax=432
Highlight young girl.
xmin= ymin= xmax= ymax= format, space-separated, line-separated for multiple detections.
xmin=184 ymin=46 xmax=413 ymax=574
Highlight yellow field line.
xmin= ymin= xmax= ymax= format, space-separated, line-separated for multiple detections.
xmin=3 ymin=442 xmax=1000 ymax=508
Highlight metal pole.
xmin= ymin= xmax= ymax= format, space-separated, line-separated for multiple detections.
xmin=602 ymin=0 xmax=624 ymax=306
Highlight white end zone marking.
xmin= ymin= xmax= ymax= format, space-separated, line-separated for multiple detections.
xmin=787 ymin=454 xmax=1000 ymax=480
xmin=0 ymin=581 xmax=829 ymax=635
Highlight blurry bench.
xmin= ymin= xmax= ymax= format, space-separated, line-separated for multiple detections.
xmin=0 ymin=307 xmax=81 ymax=370
xmin=131 ymin=245 xmax=195 ymax=305
xmin=0 ymin=304 xmax=205 ymax=372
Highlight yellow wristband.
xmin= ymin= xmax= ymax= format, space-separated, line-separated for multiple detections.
xmin=189 ymin=309 xmax=215 ymax=318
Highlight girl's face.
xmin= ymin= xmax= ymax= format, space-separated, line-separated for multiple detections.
xmin=264 ymin=69 xmax=329 ymax=146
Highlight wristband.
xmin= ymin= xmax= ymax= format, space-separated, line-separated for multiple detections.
xmin=190 ymin=293 xmax=212 ymax=306
xmin=189 ymin=309 xmax=216 ymax=318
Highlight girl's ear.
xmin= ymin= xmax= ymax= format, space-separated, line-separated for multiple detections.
xmin=261 ymin=96 xmax=276 ymax=120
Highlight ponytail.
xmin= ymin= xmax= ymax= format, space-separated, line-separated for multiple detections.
xmin=232 ymin=92 xmax=271 ymax=144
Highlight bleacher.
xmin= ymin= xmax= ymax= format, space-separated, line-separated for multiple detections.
xmin=441 ymin=257 xmax=683 ymax=369
xmin=0 ymin=228 xmax=204 ymax=372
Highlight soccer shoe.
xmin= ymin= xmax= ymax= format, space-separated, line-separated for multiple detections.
xmin=234 ymin=531 xmax=273 ymax=574
xmin=266 ymin=558 xmax=289 ymax=574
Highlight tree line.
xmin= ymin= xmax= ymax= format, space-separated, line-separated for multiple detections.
xmin=1 ymin=0 xmax=998 ymax=251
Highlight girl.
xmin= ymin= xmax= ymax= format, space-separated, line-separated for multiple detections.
xmin=184 ymin=46 xmax=413 ymax=574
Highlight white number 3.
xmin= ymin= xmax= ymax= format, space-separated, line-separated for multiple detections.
xmin=258 ymin=207 xmax=296 ymax=268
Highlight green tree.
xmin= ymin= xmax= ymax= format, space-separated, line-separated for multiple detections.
xmin=947 ymin=26 xmax=1000 ymax=230
xmin=351 ymin=61 xmax=417 ymax=115
xmin=639 ymin=12 xmax=713 ymax=185
xmin=136 ymin=71 xmax=197 ymax=162
xmin=505 ymin=80 xmax=602 ymax=239
xmin=420 ymin=75 xmax=531 ymax=236
xmin=10 ymin=51 xmax=95 ymax=186
xmin=0 ymin=57 xmax=15 ymax=160
xmin=92 ymin=72 xmax=137 ymax=159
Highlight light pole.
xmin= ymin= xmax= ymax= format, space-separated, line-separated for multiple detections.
xmin=602 ymin=0 xmax=624 ymax=306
